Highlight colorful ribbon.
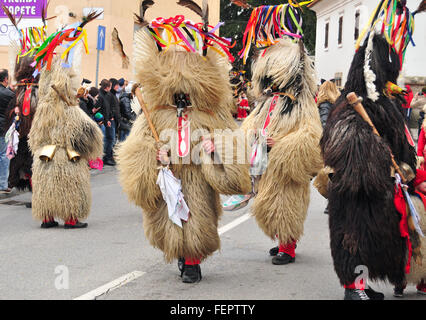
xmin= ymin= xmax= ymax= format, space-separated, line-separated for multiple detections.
xmin=147 ymin=16 xmax=235 ymax=63
xmin=32 ymin=24 xmax=90 ymax=77
xmin=239 ymin=4 xmax=308 ymax=64
xmin=355 ymin=0 xmax=416 ymax=69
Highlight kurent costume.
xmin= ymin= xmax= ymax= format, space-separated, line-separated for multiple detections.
xmin=321 ymin=0 xmax=425 ymax=300
xmin=236 ymin=2 xmax=323 ymax=265
xmin=28 ymin=13 xmax=104 ymax=229
xmin=116 ymin=0 xmax=251 ymax=283
xmin=2 ymin=5 xmax=48 ymax=196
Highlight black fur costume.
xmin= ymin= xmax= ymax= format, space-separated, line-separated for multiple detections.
xmin=321 ymin=34 xmax=416 ymax=286
xmin=5 ymin=56 xmax=40 ymax=191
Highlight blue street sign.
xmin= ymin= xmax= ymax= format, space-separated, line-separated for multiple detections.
xmin=97 ymin=25 xmax=106 ymax=51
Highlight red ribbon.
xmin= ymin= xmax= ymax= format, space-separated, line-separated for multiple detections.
xmin=394 ymin=185 xmax=413 ymax=274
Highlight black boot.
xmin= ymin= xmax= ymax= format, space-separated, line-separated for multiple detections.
xmin=178 ymin=258 xmax=185 ymax=272
xmin=272 ymin=252 xmax=295 ymax=265
xmin=41 ymin=220 xmax=59 ymax=229
xmin=269 ymin=246 xmax=279 ymax=256
xmin=181 ymin=265 xmax=202 ymax=283
xmin=25 ymin=202 xmax=32 ymax=208
xmin=344 ymin=289 xmax=370 ymax=300
xmin=364 ymin=287 xmax=384 ymax=300
xmin=64 ymin=222 xmax=88 ymax=229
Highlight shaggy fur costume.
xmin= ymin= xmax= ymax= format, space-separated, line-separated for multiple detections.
xmin=321 ymin=34 xmax=417 ymax=286
xmin=241 ymin=38 xmax=323 ymax=246
xmin=116 ymin=28 xmax=252 ymax=263
xmin=28 ymin=57 xmax=103 ymax=222
xmin=5 ymin=56 xmax=39 ymax=190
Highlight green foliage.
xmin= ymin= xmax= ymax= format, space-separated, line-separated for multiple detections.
xmin=220 ymin=0 xmax=317 ymax=73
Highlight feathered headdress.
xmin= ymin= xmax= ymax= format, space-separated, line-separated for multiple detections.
xmin=135 ymin=0 xmax=235 ymax=62
xmin=235 ymin=1 xmax=314 ymax=64
xmin=356 ymin=0 xmax=425 ymax=101
xmin=32 ymin=10 xmax=103 ymax=77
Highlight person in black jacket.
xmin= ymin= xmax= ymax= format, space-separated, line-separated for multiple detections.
xmin=316 ymin=80 xmax=340 ymax=128
xmin=0 ymin=69 xmax=16 ymax=193
xmin=96 ymin=79 xmax=116 ymax=166
xmin=118 ymin=85 xmax=137 ymax=141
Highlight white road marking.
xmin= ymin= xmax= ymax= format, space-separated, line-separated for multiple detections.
xmin=219 ymin=213 xmax=252 ymax=235
xmin=74 ymin=213 xmax=251 ymax=300
xmin=74 ymin=271 xmax=145 ymax=300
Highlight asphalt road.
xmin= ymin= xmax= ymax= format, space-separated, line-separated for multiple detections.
xmin=0 ymin=166 xmax=424 ymax=301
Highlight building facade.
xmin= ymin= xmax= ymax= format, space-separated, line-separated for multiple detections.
xmin=309 ymin=0 xmax=426 ymax=90
xmin=0 ymin=0 xmax=220 ymax=84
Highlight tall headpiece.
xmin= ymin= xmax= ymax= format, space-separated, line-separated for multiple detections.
xmin=234 ymin=0 xmax=314 ymax=64
xmin=356 ymin=0 xmax=425 ymax=101
xmin=32 ymin=10 xmax=103 ymax=77
xmin=135 ymin=0 xmax=235 ymax=62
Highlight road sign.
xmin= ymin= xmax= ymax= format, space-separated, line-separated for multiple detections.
xmin=97 ymin=25 xmax=106 ymax=51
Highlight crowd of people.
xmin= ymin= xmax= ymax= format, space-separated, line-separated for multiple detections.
xmin=76 ymin=78 xmax=139 ymax=166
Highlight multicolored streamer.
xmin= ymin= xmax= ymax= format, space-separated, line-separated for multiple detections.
xmin=16 ymin=25 xmax=48 ymax=64
xmin=239 ymin=3 xmax=309 ymax=64
xmin=146 ymin=15 xmax=235 ymax=63
xmin=355 ymin=0 xmax=416 ymax=68
xmin=32 ymin=24 xmax=90 ymax=77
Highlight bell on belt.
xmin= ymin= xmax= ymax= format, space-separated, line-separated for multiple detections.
xmin=39 ymin=145 xmax=57 ymax=162
xmin=66 ymin=148 xmax=81 ymax=162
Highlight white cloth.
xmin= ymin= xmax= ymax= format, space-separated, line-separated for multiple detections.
xmin=156 ymin=167 xmax=189 ymax=228
xmin=5 ymin=123 xmax=19 ymax=160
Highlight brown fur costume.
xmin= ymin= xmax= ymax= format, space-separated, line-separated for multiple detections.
xmin=116 ymin=26 xmax=252 ymax=263
xmin=241 ymin=38 xmax=323 ymax=245
xmin=28 ymin=56 xmax=103 ymax=222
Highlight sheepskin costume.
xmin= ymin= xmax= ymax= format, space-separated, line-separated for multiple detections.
xmin=28 ymin=55 xmax=103 ymax=223
xmin=321 ymin=0 xmax=426 ymax=298
xmin=321 ymin=33 xmax=417 ymax=289
xmin=116 ymin=7 xmax=251 ymax=268
xmin=241 ymin=39 xmax=323 ymax=252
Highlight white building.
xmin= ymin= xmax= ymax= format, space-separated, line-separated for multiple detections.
xmin=309 ymin=0 xmax=426 ymax=90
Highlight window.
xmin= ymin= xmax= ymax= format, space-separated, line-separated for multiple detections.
xmin=354 ymin=9 xmax=361 ymax=41
xmin=324 ymin=22 xmax=329 ymax=49
xmin=338 ymin=15 xmax=343 ymax=46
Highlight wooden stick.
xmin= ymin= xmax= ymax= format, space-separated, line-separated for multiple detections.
xmin=134 ymin=87 xmax=170 ymax=164
xmin=347 ymin=92 xmax=407 ymax=183
xmin=134 ymin=87 xmax=160 ymax=142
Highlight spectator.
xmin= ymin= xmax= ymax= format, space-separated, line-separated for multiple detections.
xmin=402 ymin=84 xmax=414 ymax=123
xmin=97 ymin=79 xmax=116 ymax=166
xmin=237 ymin=92 xmax=249 ymax=121
xmin=118 ymin=85 xmax=137 ymax=141
xmin=77 ymin=87 xmax=92 ymax=117
xmin=412 ymin=87 xmax=426 ymax=137
xmin=0 ymin=69 xmax=15 ymax=193
xmin=316 ymin=80 xmax=340 ymax=128
xmin=109 ymin=78 xmax=122 ymax=130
